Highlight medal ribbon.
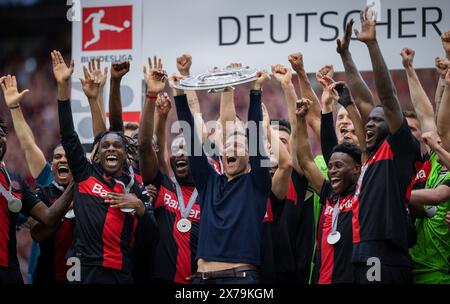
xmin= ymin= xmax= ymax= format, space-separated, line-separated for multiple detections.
xmin=330 ymin=196 xmax=341 ymax=236
xmin=175 ymin=183 xmax=198 ymax=219
xmin=114 ymin=166 xmax=135 ymax=194
xmin=0 ymin=167 xmax=15 ymax=202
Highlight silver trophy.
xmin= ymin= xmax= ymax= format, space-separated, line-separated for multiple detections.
xmin=173 ymin=65 xmax=258 ymax=93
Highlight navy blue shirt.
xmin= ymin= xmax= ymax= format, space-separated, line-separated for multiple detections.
xmin=174 ymin=92 xmax=271 ymax=266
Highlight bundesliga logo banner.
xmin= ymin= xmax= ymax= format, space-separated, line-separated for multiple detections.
xmin=70 ymin=0 xmax=450 ymax=143
xmin=71 ymin=0 xmax=143 ymax=144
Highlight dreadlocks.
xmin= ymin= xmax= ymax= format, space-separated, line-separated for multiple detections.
xmin=0 ymin=116 xmax=8 ymax=137
xmin=90 ymin=131 xmax=134 ymax=167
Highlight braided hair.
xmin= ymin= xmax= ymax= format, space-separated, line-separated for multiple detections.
xmin=90 ymin=131 xmax=135 ymax=168
xmin=0 ymin=116 xmax=8 ymax=137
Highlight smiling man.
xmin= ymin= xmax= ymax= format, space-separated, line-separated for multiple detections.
xmin=172 ymin=71 xmax=272 ymax=284
xmin=293 ymin=97 xmax=361 ymax=284
xmin=52 ymin=50 xmax=156 ymax=283
xmin=350 ymin=9 xmax=422 ymax=284
xmin=0 ymin=75 xmax=74 ymax=284
xmin=138 ymin=56 xmax=201 ymax=284
xmin=31 ymin=144 xmax=75 ymax=284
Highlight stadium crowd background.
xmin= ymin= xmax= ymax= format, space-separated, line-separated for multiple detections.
xmin=0 ymin=0 xmax=441 ymax=281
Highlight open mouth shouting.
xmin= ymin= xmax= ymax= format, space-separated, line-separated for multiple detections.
xmin=366 ymin=129 xmax=375 ymax=145
xmin=105 ymin=154 xmax=119 ymax=168
xmin=226 ymin=156 xmax=237 ymax=167
xmin=57 ymin=165 xmax=70 ymax=180
xmin=175 ymin=159 xmax=188 ymax=170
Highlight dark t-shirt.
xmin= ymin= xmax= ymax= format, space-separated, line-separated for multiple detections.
xmin=175 ymin=93 xmax=271 ymax=266
xmin=352 ymin=119 xmax=421 ymax=266
xmin=260 ymin=193 xmax=285 ymax=284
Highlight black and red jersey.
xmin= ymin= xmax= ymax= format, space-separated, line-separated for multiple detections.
xmin=412 ymin=152 xmax=432 ymax=190
xmin=314 ymin=181 xmax=355 ymax=284
xmin=59 ymin=101 xmax=151 ymax=276
xmin=271 ymin=180 xmax=298 ymax=276
xmin=260 ymin=171 xmax=308 ymax=283
xmin=352 ymin=119 xmax=421 ymax=263
xmin=74 ymin=169 xmax=148 ymax=272
xmin=260 ymin=192 xmax=287 ymax=283
xmin=0 ymin=168 xmax=40 ymax=269
xmin=151 ymin=171 xmax=200 ymax=284
xmin=290 ymin=170 xmax=313 ymax=274
xmin=33 ymin=182 xmax=73 ymax=283
xmin=261 ymin=198 xmax=276 ymax=283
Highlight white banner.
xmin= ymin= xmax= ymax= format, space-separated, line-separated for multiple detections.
xmin=71 ymin=0 xmax=450 ymax=142
xmin=71 ymin=0 xmax=143 ymax=143
xmin=143 ymin=0 xmax=450 ymax=74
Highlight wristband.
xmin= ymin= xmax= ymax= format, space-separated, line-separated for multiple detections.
xmin=146 ymin=93 xmax=158 ymax=101
xmin=250 ymin=89 xmax=262 ymax=96
xmin=8 ymin=104 xmax=20 ymax=110
xmin=334 ymin=83 xmax=353 ymax=108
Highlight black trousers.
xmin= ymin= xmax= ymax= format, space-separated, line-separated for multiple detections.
xmin=0 ymin=266 xmax=24 ymax=284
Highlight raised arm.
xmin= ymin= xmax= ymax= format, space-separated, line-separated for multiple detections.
xmin=138 ymin=58 xmax=166 ymax=185
xmin=336 ymin=18 xmax=375 ymax=124
xmin=0 ymin=75 xmax=46 ymax=178
xmin=334 ymin=82 xmax=368 ymax=163
xmin=51 ymin=50 xmax=89 ymax=182
xmin=154 ymin=92 xmax=171 ymax=175
xmin=271 ymin=64 xmax=303 ymax=175
xmin=248 ymin=71 xmax=272 ymax=184
xmin=434 ymin=57 xmax=450 ymax=119
xmin=271 ymin=138 xmax=293 ymax=200
xmin=219 ymin=87 xmax=237 ymax=147
xmin=400 ymin=48 xmax=436 ymax=133
xmin=109 ymin=61 xmax=130 ymax=132
xmin=288 ymin=53 xmax=321 ymax=142
xmin=355 ymin=7 xmax=403 ymax=134
xmin=177 ymin=54 xmax=208 ymax=142
xmin=171 ymin=75 xmax=214 ymax=190
xmin=292 ymin=98 xmax=325 ymax=194
xmin=441 ymin=30 xmax=450 ymax=60
xmin=80 ymin=64 xmax=106 ymax=137
xmin=317 ymin=76 xmax=339 ymax=163
xmin=89 ymin=58 xmax=108 ymax=129
xmin=437 ymin=71 xmax=450 ymax=150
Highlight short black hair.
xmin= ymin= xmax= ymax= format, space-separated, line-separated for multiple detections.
xmin=270 ymin=119 xmax=291 ymax=135
xmin=403 ymin=110 xmax=418 ymax=119
xmin=331 ymin=142 xmax=361 ymax=165
xmin=124 ymin=122 xmax=139 ymax=131
xmin=49 ymin=143 xmax=63 ymax=158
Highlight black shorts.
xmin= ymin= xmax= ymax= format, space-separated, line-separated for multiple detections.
xmin=353 ymin=263 xmax=412 ymax=284
xmin=77 ymin=265 xmax=134 ymax=284
xmin=0 ymin=266 xmax=24 ymax=284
